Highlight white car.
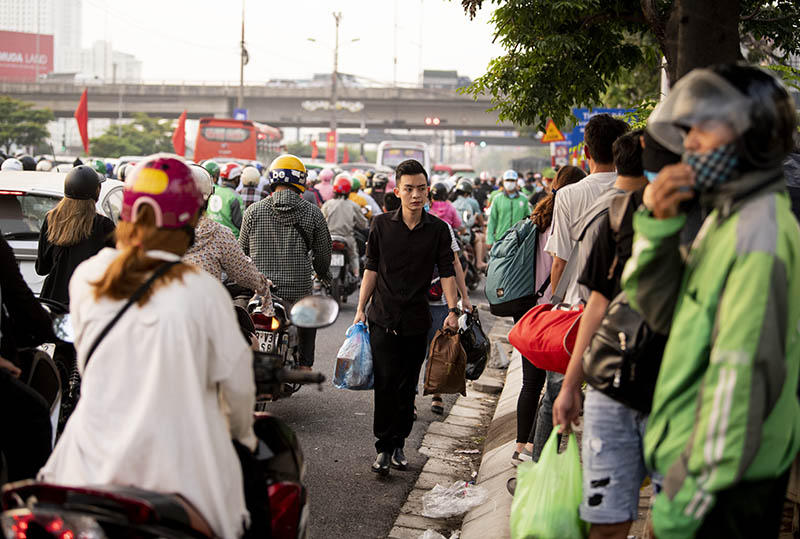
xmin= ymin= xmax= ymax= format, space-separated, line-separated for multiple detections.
xmin=0 ymin=170 xmax=124 ymax=296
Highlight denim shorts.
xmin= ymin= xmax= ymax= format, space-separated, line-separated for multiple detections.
xmin=579 ymin=387 xmax=649 ymax=524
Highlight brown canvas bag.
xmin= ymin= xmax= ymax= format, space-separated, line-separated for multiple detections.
xmin=423 ymin=328 xmax=467 ymax=396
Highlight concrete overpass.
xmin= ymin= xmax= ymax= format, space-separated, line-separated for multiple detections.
xmin=0 ymin=81 xmax=514 ymax=131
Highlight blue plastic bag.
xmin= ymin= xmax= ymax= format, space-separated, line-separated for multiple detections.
xmin=333 ymin=322 xmax=374 ymax=390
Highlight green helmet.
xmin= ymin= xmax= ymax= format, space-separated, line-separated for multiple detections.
xmin=204 ymin=160 xmax=220 ymax=180
xmin=92 ymin=159 xmax=106 ymax=175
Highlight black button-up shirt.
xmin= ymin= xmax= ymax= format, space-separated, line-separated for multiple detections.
xmin=365 ymin=208 xmax=455 ymax=335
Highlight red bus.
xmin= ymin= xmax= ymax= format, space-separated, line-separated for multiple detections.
xmin=194 ymin=118 xmax=257 ymax=162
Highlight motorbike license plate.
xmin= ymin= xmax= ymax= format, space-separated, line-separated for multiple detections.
xmin=256 ymin=330 xmax=278 ymax=354
xmin=331 ymin=253 xmax=345 ymax=267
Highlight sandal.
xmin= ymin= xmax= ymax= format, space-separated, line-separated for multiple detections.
xmin=431 ymin=397 xmax=444 ymax=415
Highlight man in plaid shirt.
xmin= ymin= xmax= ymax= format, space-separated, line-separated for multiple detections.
xmin=239 ymin=166 xmax=266 ymax=209
xmin=240 ymin=155 xmax=332 ymax=368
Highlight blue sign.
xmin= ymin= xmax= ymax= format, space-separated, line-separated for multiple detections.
xmin=233 ymin=108 xmax=248 ymax=121
xmin=568 ymin=107 xmax=633 ymax=147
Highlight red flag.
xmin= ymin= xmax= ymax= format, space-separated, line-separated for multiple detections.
xmin=172 ymin=109 xmax=187 ymax=156
xmin=325 ymin=131 xmax=337 ymax=163
xmin=311 ymin=139 xmax=318 ymax=160
xmin=342 ymin=145 xmax=349 ymax=164
xmin=74 ymin=88 xmax=89 ymax=155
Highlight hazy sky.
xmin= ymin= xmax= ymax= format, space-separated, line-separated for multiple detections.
xmin=80 ymin=0 xmax=505 ymax=84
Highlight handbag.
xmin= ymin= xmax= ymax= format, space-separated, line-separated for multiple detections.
xmin=423 ymin=328 xmax=467 ymax=396
xmin=508 ymin=303 xmax=582 ymax=374
xmin=459 ymin=308 xmax=490 ymax=380
xmin=582 ymin=291 xmax=666 ymax=413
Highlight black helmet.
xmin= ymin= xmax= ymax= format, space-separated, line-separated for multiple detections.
xmin=19 ymin=155 xmax=36 ymax=171
xmin=455 ymin=180 xmax=473 ymax=194
xmin=372 ymin=172 xmax=388 ymax=188
xmin=710 ymin=64 xmax=796 ymax=171
xmin=431 ymin=182 xmax=449 ymax=201
xmin=64 ymin=165 xmax=101 ymax=200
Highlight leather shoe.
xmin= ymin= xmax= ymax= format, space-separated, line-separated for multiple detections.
xmin=372 ymin=452 xmax=390 ymax=476
xmin=391 ymin=448 xmax=408 ymax=470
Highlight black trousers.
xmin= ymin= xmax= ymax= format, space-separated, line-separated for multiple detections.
xmin=369 ymin=321 xmax=427 ymax=454
xmin=297 ymin=326 xmax=316 ymax=367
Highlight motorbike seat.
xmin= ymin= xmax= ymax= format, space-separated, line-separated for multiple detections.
xmin=2 ymin=482 xmax=214 ymax=538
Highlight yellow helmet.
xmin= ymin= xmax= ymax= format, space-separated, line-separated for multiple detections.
xmin=268 ymin=154 xmax=307 ymax=192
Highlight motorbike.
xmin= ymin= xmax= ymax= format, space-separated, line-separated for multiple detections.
xmin=0 ymin=295 xmax=338 ymax=539
xmin=327 ymin=235 xmax=361 ymax=305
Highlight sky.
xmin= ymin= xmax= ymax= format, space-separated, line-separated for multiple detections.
xmin=80 ymin=0 xmax=506 ymax=85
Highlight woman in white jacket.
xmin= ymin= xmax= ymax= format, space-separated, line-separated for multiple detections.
xmin=39 ymin=154 xmax=256 ymax=538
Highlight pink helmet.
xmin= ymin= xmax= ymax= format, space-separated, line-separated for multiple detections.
xmin=121 ymin=154 xmax=203 ymax=229
xmin=318 ymin=168 xmax=334 ymax=183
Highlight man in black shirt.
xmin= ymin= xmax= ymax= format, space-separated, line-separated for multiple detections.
xmin=354 ymin=159 xmax=459 ymax=476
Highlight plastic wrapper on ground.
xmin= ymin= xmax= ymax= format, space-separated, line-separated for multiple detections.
xmin=421 ymin=481 xmax=488 ymax=518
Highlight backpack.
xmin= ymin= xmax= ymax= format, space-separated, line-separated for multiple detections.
xmin=484 ymin=218 xmax=548 ymax=317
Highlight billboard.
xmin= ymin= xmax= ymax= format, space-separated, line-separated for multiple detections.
xmin=0 ymin=30 xmax=53 ymax=82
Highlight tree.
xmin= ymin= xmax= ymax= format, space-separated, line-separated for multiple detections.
xmin=0 ymin=96 xmax=54 ymax=154
xmin=90 ymin=113 xmax=175 ymax=157
xmin=459 ymin=0 xmax=800 ymax=128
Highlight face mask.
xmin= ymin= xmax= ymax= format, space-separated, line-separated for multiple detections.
xmin=684 ymin=143 xmax=739 ymax=192
xmin=644 ymin=170 xmax=659 ymax=183
xmin=503 ymin=181 xmax=517 ymax=193
xmin=423 ymin=203 xmax=430 ymax=212
xmin=534 ymin=184 xmax=543 ymax=193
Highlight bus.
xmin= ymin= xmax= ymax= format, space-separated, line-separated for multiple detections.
xmin=194 ymin=117 xmax=257 ymax=162
xmin=376 ymin=141 xmax=431 ymax=175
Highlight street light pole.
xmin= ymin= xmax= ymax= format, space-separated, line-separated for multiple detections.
xmin=331 ymin=12 xmax=342 ymax=161
xmin=238 ymin=0 xmax=246 ymax=110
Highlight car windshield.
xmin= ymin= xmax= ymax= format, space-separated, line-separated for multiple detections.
xmin=0 ymin=192 xmax=60 ymax=239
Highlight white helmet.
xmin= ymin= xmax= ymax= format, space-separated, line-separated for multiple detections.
xmin=241 ymin=166 xmax=261 ymax=187
xmin=307 ymin=169 xmax=318 ymax=183
xmin=1 ymin=158 xmax=23 ymax=171
xmin=190 ymin=163 xmax=214 ymax=201
xmin=36 ymin=159 xmax=53 ymax=171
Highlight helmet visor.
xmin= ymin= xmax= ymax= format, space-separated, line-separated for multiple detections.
xmin=647 ymin=69 xmax=752 ymax=154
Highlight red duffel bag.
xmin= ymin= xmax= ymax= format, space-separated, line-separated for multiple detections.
xmin=507 ymin=303 xmax=583 ymax=373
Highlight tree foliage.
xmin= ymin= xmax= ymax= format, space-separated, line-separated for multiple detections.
xmin=458 ymin=0 xmax=800 ymax=128
xmin=90 ymin=113 xmax=175 ymax=157
xmin=0 ymin=96 xmax=54 ymax=153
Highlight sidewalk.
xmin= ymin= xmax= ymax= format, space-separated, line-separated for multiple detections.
xmin=460 ymin=319 xmax=654 ymax=539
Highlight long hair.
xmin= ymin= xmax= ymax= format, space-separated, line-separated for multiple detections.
xmin=46 ymin=198 xmax=97 ymax=246
xmin=92 ymin=205 xmax=198 ymax=306
xmin=530 ymin=166 xmax=587 ymax=230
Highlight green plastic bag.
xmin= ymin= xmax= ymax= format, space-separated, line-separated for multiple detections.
xmin=509 ymin=429 xmax=588 ymax=539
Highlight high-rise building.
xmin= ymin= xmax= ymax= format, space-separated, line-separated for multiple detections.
xmin=53 ymin=0 xmax=82 ymax=72
xmin=0 ymin=0 xmax=53 ymax=35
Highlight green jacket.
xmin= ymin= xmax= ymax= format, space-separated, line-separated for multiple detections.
xmin=486 ymin=193 xmax=530 ymax=245
xmin=622 ymin=172 xmax=800 ymax=539
xmin=207 ymin=184 xmax=244 ymax=238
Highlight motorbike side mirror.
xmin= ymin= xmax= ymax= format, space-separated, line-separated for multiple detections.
xmin=52 ymin=313 xmax=75 ymax=344
xmin=290 ymin=295 xmax=339 ymax=329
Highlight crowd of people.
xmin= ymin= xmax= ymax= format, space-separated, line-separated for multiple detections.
xmin=0 ymin=62 xmax=799 ymax=538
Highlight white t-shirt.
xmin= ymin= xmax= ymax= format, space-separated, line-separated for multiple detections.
xmin=543 ymin=171 xmax=617 ymax=304
xmin=39 ymin=248 xmax=256 ymax=539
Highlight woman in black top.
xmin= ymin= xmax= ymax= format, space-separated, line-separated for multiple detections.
xmin=36 ymin=165 xmax=115 ymax=306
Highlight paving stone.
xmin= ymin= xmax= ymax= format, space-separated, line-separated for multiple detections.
xmin=472 ymin=376 xmax=503 ymax=394
xmin=416 ymin=471 xmax=457 ymax=490
xmin=451 ymin=396 xmax=492 ymax=411
xmin=422 ymin=457 xmax=469 ymax=477
xmin=421 ymin=432 xmax=463 ymax=451
xmin=427 ymin=421 xmax=480 ymax=440
xmin=420 ymin=445 xmax=474 ymax=464
xmin=443 ymin=414 xmax=484 ymax=428
xmin=395 ymin=514 xmax=458 ymax=531
xmin=389 ymin=525 xmax=430 ymax=539
xmin=447 ymin=405 xmax=483 ymax=420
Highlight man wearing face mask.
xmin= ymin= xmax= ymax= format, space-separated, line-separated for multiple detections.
xmin=622 ymin=64 xmax=800 ymax=539
xmin=486 ymin=169 xmax=531 ymax=249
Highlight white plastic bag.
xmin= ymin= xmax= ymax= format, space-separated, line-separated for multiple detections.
xmin=421 ymin=482 xmax=488 ymax=518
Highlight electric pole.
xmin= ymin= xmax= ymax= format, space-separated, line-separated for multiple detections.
xmin=238 ymin=0 xmax=246 ymax=111
xmin=331 ymin=12 xmax=342 ymax=161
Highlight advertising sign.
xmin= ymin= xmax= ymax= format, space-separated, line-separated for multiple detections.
xmin=568 ymin=107 xmax=632 ymax=146
xmin=0 ymin=31 xmax=53 ymax=82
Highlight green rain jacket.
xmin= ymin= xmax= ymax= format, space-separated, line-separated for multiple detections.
xmin=207 ymin=184 xmax=245 ymax=238
xmin=486 ymin=193 xmax=530 ymax=245
xmin=622 ymin=170 xmax=800 ymax=538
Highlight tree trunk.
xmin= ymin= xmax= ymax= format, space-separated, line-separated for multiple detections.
xmin=675 ymin=0 xmax=741 ymax=80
